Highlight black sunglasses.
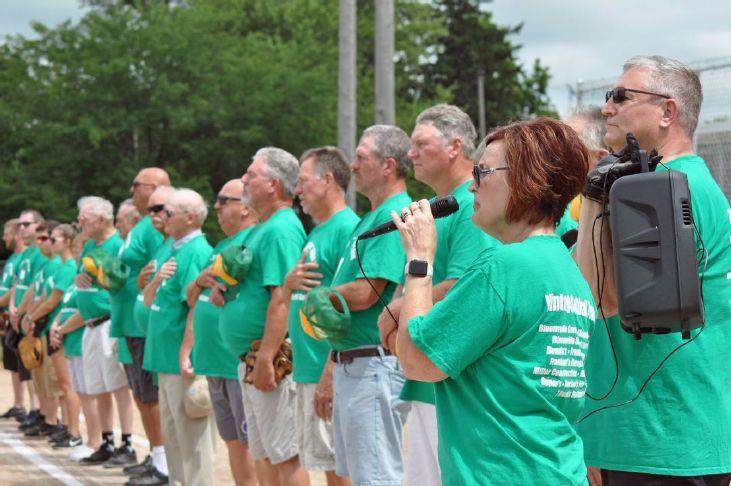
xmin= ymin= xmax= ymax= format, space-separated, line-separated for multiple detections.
xmin=605 ymin=87 xmax=670 ymax=104
xmin=217 ymin=195 xmax=243 ymax=205
xmin=472 ymin=165 xmax=509 ymax=188
xmin=147 ymin=204 xmax=165 ymax=214
xmin=50 ymin=236 xmax=63 ymax=244
xmin=18 ymin=221 xmax=34 ymax=227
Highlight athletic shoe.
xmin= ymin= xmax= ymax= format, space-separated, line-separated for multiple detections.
xmin=24 ymin=422 xmax=48 ymax=437
xmin=53 ymin=435 xmax=83 ymax=448
xmin=68 ymin=445 xmax=94 ymax=462
xmin=0 ymin=406 xmax=26 ymax=419
xmin=49 ymin=427 xmax=70 ymax=443
xmin=18 ymin=411 xmax=43 ymax=430
xmin=123 ymin=455 xmax=152 ymax=476
xmin=80 ymin=444 xmax=114 ymax=465
xmin=103 ymin=446 xmax=137 ymax=468
xmin=40 ymin=423 xmax=64 ymax=437
xmin=124 ymin=468 xmax=169 ymax=486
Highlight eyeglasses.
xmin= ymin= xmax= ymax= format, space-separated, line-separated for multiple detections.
xmin=605 ymin=87 xmax=670 ymax=104
xmin=472 ymin=165 xmax=509 ymax=187
xmin=131 ymin=181 xmax=156 ymax=190
xmin=36 ymin=235 xmax=49 ymax=242
xmin=216 ymin=195 xmax=243 ymax=206
xmin=147 ymin=204 xmax=165 ymax=214
xmin=50 ymin=236 xmax=63 ymax=244
xmin=18 ymin=221 xmax=34 ymax=228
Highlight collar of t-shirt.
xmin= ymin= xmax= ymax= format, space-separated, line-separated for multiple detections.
xmin=173 ymin=229 xmax=202 ymax=250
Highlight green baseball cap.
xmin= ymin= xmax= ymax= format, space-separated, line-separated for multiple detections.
xmin=300 ymin=286 xmax=351 ymax=342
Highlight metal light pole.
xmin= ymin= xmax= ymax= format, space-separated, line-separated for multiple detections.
xmin=338 ymin=0 xmax=357 ymax=208
xmin=374 ymin=0 xmax=395 ymax=125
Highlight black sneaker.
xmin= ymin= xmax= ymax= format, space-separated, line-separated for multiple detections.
xmin=80 ymin=444 xmax=114 ymax=465
xmin=18 ymin=411 xmax=44 ymax=430
xmin=40 ymin=423 xmax=64 ymax=437
xmin=124 ymin=468 xmax=169 ymax=486
xmin=49 ymin=426 xmax=70 ymax=443
xmin=52 ymin=435 xmax=83 ymax=448
xmin=124 ymin=454 xmax=152 ymax=476
xmin=24 ymin=422 xmax=53 ymax=437
xmin=14 ymin=410 xmax=28 ymax=423
xmin=103 ymin=446 xmax=137 ymax=468
xmin=1 ymin=406 xmax=26 ymax=419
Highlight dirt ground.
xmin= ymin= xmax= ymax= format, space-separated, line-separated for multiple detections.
xmin=0 ymin=368 xmax=327 ymax=485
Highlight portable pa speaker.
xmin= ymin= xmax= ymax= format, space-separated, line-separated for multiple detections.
xmin=609 ymin=170 xmax=704 ymax=339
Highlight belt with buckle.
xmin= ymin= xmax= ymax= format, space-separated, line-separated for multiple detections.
xmin=330 ymin=347 xmax=391 ymax=364
xmin=85 ymin=315 xmax=110 ymax=329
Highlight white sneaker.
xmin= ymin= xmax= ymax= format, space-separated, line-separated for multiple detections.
xmin=68 ymin=445 xmax=94 ymax=462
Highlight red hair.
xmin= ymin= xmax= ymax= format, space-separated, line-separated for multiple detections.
xmin=483 ymin=117 xmax=589 ymax=225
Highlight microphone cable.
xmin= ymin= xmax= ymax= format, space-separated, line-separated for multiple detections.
xmin=355 ymin=238 xmax=399 ymax=326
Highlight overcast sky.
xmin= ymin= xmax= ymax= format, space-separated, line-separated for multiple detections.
xmin=4 ymin=0 xmax=731 ymax=116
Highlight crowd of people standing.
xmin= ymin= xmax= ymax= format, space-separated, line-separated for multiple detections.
xmin=0 ymin=54 xmax=729 ymax=486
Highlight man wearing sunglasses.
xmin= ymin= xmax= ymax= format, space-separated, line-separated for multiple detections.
xmin=8 ymin=209 xmax=46 ymax=430
xmin=185 ymin=179 xmax=259 ymax=486
xmin=375 ymin=105 xmax=497 ymax=486
xmin=105 ymin=168 xmax=170 ymax=476
xmin=143 ymin=188 xmax=215 ymax=486
xmin=576 ymin=56 xmax=731 ymax=486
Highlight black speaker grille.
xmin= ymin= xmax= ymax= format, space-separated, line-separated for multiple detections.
xmin=681 ymin=199 xmax=692 ymax=226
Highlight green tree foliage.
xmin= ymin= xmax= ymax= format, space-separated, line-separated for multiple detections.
xmin=0 ymin=0 xmax=553 ymax=244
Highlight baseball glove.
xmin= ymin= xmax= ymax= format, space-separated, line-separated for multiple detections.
xmin=18 ymin=336 xmax=43 ymax=370
xmin=244 ymin=339 xmax=293 ymax=384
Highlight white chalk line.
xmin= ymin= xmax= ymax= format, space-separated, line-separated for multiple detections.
xmin=0 ymin=432 xmax=84 ymax=486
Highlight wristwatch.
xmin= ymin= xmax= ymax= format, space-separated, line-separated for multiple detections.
xmin=405 ymin=260 xmax=433 ymax=278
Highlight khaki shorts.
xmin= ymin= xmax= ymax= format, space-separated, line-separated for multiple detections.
xmin=238 ymin=361 xmax=298 ymax=464
xmin=295 ymin=382 xmax=336 ymax=471
xmin=81 ymin=320 xmax=128 ymax=394
xmin=31 ymin=337 xmax=62 ymax=400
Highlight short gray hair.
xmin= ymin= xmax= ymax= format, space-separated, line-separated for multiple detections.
xmin=300 ymin=146 xmax=351 ymax=192
xmin=623 ymin=55 xmax=703 ymax=137
xmin=255 ymin=147 xmax=299 ymax=198
xmin=167 ymin=188 xmax=208 ymax=226
xmin=568 ymin=105 xmax=608 ymax=152
xmin=361 ymin=125 xmax=411 ymax=178
xmin=118 ymin=198 xmax=140 ymax=221
xmin=415 ymin=104 xmax=477 ymax=159
xmin=77 ymin=196 xmax=114 ymax=222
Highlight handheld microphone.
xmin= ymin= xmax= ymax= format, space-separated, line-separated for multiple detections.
xmin=357 ymin=195 xmax=459 ymax=241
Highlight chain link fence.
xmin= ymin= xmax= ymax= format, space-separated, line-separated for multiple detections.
xmin=568 ymin=56 xmax=731 ymax=201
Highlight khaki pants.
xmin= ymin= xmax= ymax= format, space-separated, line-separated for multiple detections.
xmin=158 ymin=373 xmax=216 ymax=486
xmin=31 ymin=337 xmax=62 ymax=401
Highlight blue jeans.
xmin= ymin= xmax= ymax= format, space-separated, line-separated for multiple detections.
xmin=332 ymin=348 xmax=410 ymax=485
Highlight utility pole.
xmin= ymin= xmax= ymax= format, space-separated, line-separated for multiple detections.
xmin=477 ymin=71 xmax=486 ymax=139
xmin=338 ymin=0 xmax=357 ymax=208
xmin=374 ymin=0 xmax=395 ymax=125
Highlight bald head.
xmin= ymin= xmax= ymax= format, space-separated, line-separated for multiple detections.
xmin=131 ymin=167 xmax=171 ymax=212
xmin=216 ymin=179 xmax=256 ymax=236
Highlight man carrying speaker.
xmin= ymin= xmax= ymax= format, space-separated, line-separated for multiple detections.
xmin=575 ymin=55 xmax=731 ymax=486
xmin=302 ymin=126 xmax=412 ymax=485
xmin=376 ymin=105 xmax=497 ymax=486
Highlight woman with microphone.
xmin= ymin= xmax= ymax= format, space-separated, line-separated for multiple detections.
xmin=383 ymin=117 xmax=596 ymax=484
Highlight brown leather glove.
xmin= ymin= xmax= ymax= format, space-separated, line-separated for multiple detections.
xmin=244 ymin=339 xmax=293 ymax=384
xmin=18 ymin=336 xmax=43 ymax=370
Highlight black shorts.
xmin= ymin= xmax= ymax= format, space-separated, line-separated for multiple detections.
xmin=602 ymin=469 xmax=731 ymax=486
xmin=123 ymin=337 xmax=158 ymax=404
xmin=2 ymin=334 xmax=31 ymax=381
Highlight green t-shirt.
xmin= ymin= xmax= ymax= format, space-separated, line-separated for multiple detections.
xmin=0 ymin=252 xmax=20 ymax=300
xmin=38 ymin=257 xmax=77 ymax=335
xmin=329 ymin=192 xmax=411 ymax=351
xmin=556 ymin=205 xmax=578 ymax=238
xmin=401 ymin=181 xmax=499 ymax=404
xmin=409 ymin=235 xmax=595 ymax=485
xmin=14 ymin=246 xmax=47 ymax=307
xmin=288 ymin=207 xmax=360 ymax=383
xmin=60 ymin=285 xmax=84 ymax=358
xmin=192 ymin=226 xmax=258 ymax=379
xmin=111 ymin=216 xmax=164 ymax=338
xmin=133 ymin=237 xmax=174 ymax=338
xmin=577 ymin=154 xmax=731 ymax=475
xmin=219 ymin=208 xmax=305 ymax=357
xmin=143 ymin=233 xmax=212 ymax=375
xmin=76 ymin=233 xmax=123 ymax=321
xmin=32 ymin=256 xmax=57 ymax=304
